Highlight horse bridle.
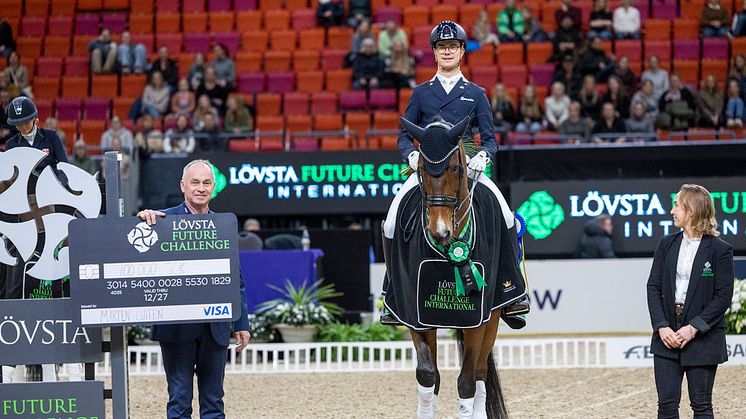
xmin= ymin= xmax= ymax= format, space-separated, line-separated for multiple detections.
xmin=417 ymin=145 xmax=474 ymax=232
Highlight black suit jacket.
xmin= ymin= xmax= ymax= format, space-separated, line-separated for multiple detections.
xmin=646 ymin=232 xmax=734 ymax=366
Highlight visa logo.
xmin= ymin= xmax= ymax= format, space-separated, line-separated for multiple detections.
xmin=203 ymin=305 xmax=231 ymax=317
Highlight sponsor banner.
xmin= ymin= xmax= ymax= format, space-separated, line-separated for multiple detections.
xmin=69 ymin=214 xmax=241 ymax=326
xmin=606 ymin=335 xmax=746 ymax=367
xmin=511 ymin=177 xmax=746 ymax=256
xmin=200 ymin=151 xmax=408 ymax=216
xmin=0 ymin=381 xmax=105 ymax=419
xmin=0 ymin=299 xmax=103 ymax=365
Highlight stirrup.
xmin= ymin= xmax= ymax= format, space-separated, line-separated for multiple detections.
xmin=380 ymin=308 xmax=402 ymax=326
xmin=503 ymin=295 xmax=530 ymax=317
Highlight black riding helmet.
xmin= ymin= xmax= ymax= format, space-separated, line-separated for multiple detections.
xmin=429 ymin=21 xmax=467 ymax=48
xmin=6 ymin=96 xmax=38 ymax=126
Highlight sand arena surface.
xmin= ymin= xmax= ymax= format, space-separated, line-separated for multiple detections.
xmin=126 ymin=366 xmax=746 ymax=418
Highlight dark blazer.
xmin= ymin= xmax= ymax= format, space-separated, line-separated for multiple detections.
xmin=646 ymin=232 xmax=734 ymax=366
xmin=5 ymin=128 xmax=68 ymax=165
xmin=150 ymin=202 xmax=250 ymax=347
xmin=398 ymin=76 xmax=498 ymax=162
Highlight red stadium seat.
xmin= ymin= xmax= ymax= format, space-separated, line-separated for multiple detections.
xmin=84 ymin=97 xmax=111 ymax=120
xmin=266 ymin=72 xmax=295 ymax=93
xmin=56 ymin=98 xmax=82 ymax=121
xmin=325 ymin=69 xmax=353 ymax=93
xmin=292 ymin=9 xmax=317 ymax=31
xmin=238 ymin=73 xmax=266 ymax=94
xmin=91 ymin=75 xmax=119 ymax=98
xmin=299 ymin=28 xmax=326 ymax=51
xmin=368 ymin=89 xmax=397 ymax=110
xmin=293 ymin=50 xmax=320 ymax=72
xmin=265 ymin=10 xmax=291 ymax=31
xmin=500 ymin=65 xmax=528 ymax=89
xmin=284 ymin=92 xmax=310 ymax=115
xmin=48 ymin=16 xmax=74 ymax=36
xmin=183 ymin=12 xmax=209 ymax=32
xmin=321 ymin=49 xmax=347 ymax=71
xmin=311 ymin=92 xmax=338 ymax=115
xmin=36 ymin=57 xmax=64 ymax=77
xmin=297 ymin=71 xmax=324 ymax=93
xmin=263 ymin=51 xmax=291 ymax=72
xmin=327 ymin=27 xmax=353 ymax=49
xmin=256 ymin=92 xmax=282 ymax=116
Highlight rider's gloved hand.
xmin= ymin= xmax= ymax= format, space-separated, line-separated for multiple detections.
xmin=467 ymin=151 xmax=489 ymax=173
xmin=408 ymin=151 xmax=420 ymax=171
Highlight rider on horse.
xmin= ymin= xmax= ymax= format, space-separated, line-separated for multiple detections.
xmin=380 ymin=20 xmax=530 ymax=327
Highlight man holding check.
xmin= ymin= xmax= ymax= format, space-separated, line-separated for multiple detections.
xmin=138 ymin=159 xmax=250 ymax=419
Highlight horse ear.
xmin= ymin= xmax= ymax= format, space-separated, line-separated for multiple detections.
xmin=448 ymin=117 xmax=470 ymax=145
xmin=400 ymin=117 xmax=426 ymax=141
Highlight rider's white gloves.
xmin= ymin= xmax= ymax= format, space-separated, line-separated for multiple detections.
xmin=408 ymin=151 xmax=420 ymax=171
xmin=467 ymin=151 xmax=489 ymax=173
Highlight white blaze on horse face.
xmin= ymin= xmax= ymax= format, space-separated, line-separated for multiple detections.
xmin=436 ymin=217 xmax=449 ymax=239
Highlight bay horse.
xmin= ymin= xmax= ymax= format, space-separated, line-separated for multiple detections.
xmin=383 ymin=117 xmax=521 ymax=419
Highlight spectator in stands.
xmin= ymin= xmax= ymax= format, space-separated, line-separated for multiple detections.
xmin=578 ymin=75 xmax=602 ymax=121
xmin=189 ymin=53 xmax=206 ymax=91
xmin=591 ymin=101 xmax=627 ymax=142
xmin=641 ymin=55 xmax=669 ymax=100
xmin=43 ymin=117 xmax=67 ymax=147
xmin=224 ymin=96 xmax=253 ymax=133
xmin=725 ymin=78 xmax=745 ymax=128
xmin=197 ymin=67 xmax=229 ymax=116
xmin=0 ymin=18 xmax=16 ymax=58
xmin=89 ymin=28 xmax=118 ymax=75
xmin=382 ymin=40 xmax=415 ymax=89
xmin=70 ymin=140 xmax=96 ymax=175
xmin=545 ymin=81 xmax=571 ymax=130
xmin=141 ymin=71 xmax=170 ymax=118
xmin=101 ymin=116 xmax=134 ymax=151
xmin=612 ymin=0 xmax=641 ymax=39
xmin=580 ymin=37 xmax=614 ymax=81
xmin=148 ymin=46 xmax=179 ymax=91
xmin=497 ymin=0 xmax=525 ymax=43
xmin=696 ymin=75 xmax=723 ymax=128
xmin=576 ymin=215 xmax=616 ymax=258
xmin=0 ymin=68 xmax=19 ymax=99
xmin=353 ymin=38 xmax=384 ymax=90
xmin=631 ymin=79 xmax=660 ymax=121
xmin=626 ymin=100 xmax=655 ymax=137
xmin=560 ymin=101 xmax=590 ymax=143
xmin=210 ymin=44 xmax=236 ymax=90
xmin=588 ymin=0 xmax=613 ymax=40
xmin=602 ymin=75 xmax=631 ymax=118
xmin=556 ymin=0 xmax=583 ymax=31
xmin=701 ymin=0 xmax=730 ymax=37
xmin=169 ymin=78 xmax=196 ymax=121
xmin=471 ymin=10 xmax=499 ymax=46
xmin=522 ymin=7 xmax=549 ymax=43
xmin=730 ymin=54 xmax=746 ymax=95
xmin=553 ymin=54 xmax=583 ymax=98
xmin=731 ymin=0 xmax=746 ymax=37
xmin=6 ymin=52 xmax=30 ymax=98
xmin=347 ymin=0 xmax=371 ymax=28
xmin=192 ymin=94 xmax=220 ymax=131
xmin=0 ymin=90 xmax=16 ymax=145
xmin=612 ymin=55 xmax=638 ymax=94
xmin=164 ymin=114 xmax=196 ymax=154
xmin=656 ymin=74 xmax=696 ymax=130
xmin=378 ymin=19 xmax=408 ymax=57
xmin=117 ymin=31 xmax=146 ymax=75
xmin=134 ymin=114 xmax=157 ymax=154
xmin=516 ymin=84 xmax=544 ymax=133
xmin=491 ymin=82 xmax=516 ymax=134
xmin=350 ymin=19 xmax=373 ymax=65
xmin=110 ymin=136 xmax=131 ymax=179
xmin=196 ymin=113 xmax=225 ymax=152
xmin=317 ymin=0 xmax=344 ymax=28
xmin=552 ymin=16 xmax=583 ymax=63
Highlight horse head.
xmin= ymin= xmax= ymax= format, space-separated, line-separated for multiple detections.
xmin=401 ymin=116 xmax=470 ymax=247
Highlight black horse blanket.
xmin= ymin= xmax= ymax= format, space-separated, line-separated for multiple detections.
xmin=383 ymin=182 xmax=527 ymax=330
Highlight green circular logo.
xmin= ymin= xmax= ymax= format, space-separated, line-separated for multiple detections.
xmin=211 ymin=163 xmax=227 ymax=198
xmin=448 ymin=241 xmax=470 ymax=263
xmin=517 ymin=191 xmax=565 ymax=240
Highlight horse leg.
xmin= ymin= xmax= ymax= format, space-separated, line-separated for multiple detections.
xmin=411 ymin=329 xmax=438 ymax=419
xmin=473 ymin=313 xmax=501 ymax=419
xmin=458 ymin=325 xmax=486 ymax=419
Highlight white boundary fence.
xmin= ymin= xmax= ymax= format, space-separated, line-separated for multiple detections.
xmin=88 ymin=335 xmax=746 ymax=376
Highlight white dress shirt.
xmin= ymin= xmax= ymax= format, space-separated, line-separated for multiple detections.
xmin=435 ymin=72 xmax=464 ymax=95
xmin=675 ymin=234 xmax=701 ymax=304
xmin=613 ymin=6 xmax=641 ymax=34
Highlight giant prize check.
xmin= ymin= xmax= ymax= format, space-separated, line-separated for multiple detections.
xmin=69 ymin=214 xmax=241 ymax=326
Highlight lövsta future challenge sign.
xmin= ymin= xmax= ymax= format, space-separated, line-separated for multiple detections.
xmin=512 ymin=177 xmax=746 ymax=257
xmin=200 ymin=151 xmax=408 ymax=216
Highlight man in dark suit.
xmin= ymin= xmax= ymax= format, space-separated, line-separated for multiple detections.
xmin=647 ymin=184 xmax=734 ymax=419
xmin=138 ymin=159 xmax=250 ymax=419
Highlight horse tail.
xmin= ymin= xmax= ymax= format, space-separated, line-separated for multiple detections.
xmin=455 ymin=331 xmax=509 ymax=419
xmin=485 ymin=351 xmax=509 ymax=419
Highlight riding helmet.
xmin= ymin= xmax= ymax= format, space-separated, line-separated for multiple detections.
xmin=430 ymin=21 xmax=467 ymax=48
xmin=6 ymin=96 xmax=38 ymax=126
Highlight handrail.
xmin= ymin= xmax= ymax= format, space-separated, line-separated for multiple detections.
xmin=665 ymin=129 xmax=737 ymax=141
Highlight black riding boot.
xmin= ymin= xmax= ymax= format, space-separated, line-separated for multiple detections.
xmin=379 ymin=232 xmax=402 ymax=326
xmin=501 ymin=295 xmax=530 ymax=329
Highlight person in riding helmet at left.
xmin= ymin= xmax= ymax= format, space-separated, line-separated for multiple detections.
xmin=380 ymin=21 xmax=530 ymax=326
xmin=5 ymin=96 xmax=68 ymax=167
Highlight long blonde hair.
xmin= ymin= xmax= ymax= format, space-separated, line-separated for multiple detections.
xmin=678 ymin=184 xmax=720 ymax=237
